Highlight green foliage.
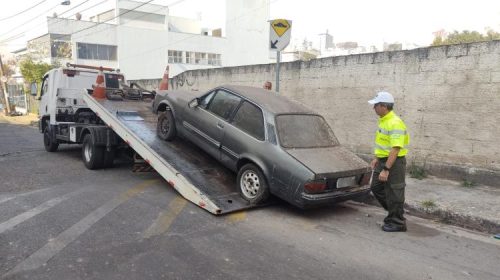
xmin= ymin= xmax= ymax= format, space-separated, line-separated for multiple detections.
xmin=432 ymin=29 xmax=500 ymax=46
xmin=421 ymin=199 xmax=437 ymax=212
xmin=462 ymin=180 xmax=476 ymax=188
xmin=19 ymin=57 xmax=54 ymax=84
xmin=408 ymin=164 xmax=427 ymax=180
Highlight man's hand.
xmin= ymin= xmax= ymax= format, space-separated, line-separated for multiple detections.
xmin=379 ymin=170 xmax=389 ymax=182
xmin=370 ymin=158 xmax=378 ymax=170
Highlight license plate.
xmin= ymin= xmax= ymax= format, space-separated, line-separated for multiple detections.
xmin=336 ymin=176 xmax=356 ymax=188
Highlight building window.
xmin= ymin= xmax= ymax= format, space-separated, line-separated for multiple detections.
xmin=77 ymin=43 xmax=117 ymax=60
xmin=168 ymin=50 xmax=183 ymax=63
xmin=169 ymin=50 xmax=221 ymax=66
xmin=185 ymin=51 xmax=195 ymax=64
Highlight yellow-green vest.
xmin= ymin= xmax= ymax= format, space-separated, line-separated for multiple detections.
xmin=374 ymin=111 xmax=409 ymax=158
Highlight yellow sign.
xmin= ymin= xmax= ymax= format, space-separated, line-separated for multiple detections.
xmin=271 ymin=19 xmax=290 ymax=37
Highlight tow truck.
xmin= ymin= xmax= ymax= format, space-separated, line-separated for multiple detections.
xmin=35 ymin=64 xmax=253 ymax=214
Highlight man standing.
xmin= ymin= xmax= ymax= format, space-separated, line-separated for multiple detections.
xmin=368 ymin=91 xmax=410 ymax=232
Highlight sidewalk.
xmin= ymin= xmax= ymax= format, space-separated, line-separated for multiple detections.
xmin=0 ymin=112 xmax=39 ymax=127
xmin=359 ymin=176 xmax=500 ymax=235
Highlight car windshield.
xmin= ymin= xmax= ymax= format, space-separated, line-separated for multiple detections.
xmin=275 ymin=114 xmax=339 ymax=148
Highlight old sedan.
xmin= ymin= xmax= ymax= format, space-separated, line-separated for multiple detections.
xmin=153 ymin=85 xmax=371 ymax=208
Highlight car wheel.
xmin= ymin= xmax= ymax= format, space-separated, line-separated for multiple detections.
xmin=157 ymin=110 xmax=176 ymax=141
xmin=237 ymin=163 xmax=270 ymax=204
xmin=82 ymin=134 xmax=104 ymax=170
xmin=43 ymin=126 xmax=59 ymax=152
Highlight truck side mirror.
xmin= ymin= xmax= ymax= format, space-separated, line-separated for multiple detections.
xmin=188 ymin=98 xmax=199 ymax=108
xmin=30 ymin=82 xmax=38 ymax=96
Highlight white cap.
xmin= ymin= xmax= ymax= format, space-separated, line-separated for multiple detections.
xmin=368 ymin=91 xmax=394 ymax=104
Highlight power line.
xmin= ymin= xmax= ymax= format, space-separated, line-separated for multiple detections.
xmin=0 ymin=0 xmax=48 ymax=22
xmin=0 ymin=0 xmax=108 ymax=45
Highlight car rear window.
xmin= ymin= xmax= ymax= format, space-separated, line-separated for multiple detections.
xmin=275 ymin=114 xmax=339 ymax=148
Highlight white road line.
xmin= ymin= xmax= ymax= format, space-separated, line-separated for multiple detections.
xmin=5 ymin=180 xmax=157 ymax=276
xmin=0 ymin=189 xmax=80 ymax=234
xmin=0 ymin=188 xmax=51 ymax=205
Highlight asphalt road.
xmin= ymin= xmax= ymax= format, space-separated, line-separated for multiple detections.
xmin=1 ymin=123 xmax=499 ymax=280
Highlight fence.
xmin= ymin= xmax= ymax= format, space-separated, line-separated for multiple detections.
xmin=6 ymin=84 xmax=29 ymax=114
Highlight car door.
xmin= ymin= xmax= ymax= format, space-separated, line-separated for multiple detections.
xmin=220 ymin=100 xmax=266 ymax=171
xmin=182 ymin=89 xmax=242 ymax=160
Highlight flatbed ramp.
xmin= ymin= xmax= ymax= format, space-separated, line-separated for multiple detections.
xmin=84 ymin=94 xmax=255 ymax=214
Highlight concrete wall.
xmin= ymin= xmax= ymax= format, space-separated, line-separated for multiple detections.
xmin=161 ymin=40 xmax=500 ymax=186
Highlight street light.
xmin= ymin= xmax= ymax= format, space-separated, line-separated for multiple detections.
xmin=61 ymin=1 xmax=71 ymax=5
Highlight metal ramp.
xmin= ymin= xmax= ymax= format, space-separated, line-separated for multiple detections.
xmin=83 ymin=93 xmax=255 ymax=214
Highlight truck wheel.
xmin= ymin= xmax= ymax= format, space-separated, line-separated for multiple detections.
xmin=102 ymin=147 xmax=116 ymax=168
xmin=43 ymin=126 xmax=59 ymax=152
xmin=82 ymin=134 xmax=104 ymax=170
xmin=157 ymin=111 xmax=176 ymax=141
xmin=237 ymin=163 xmax=270 ymax=204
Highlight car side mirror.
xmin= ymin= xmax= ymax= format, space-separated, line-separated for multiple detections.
xmin=188 ymin=98 xmax=199 ymax=108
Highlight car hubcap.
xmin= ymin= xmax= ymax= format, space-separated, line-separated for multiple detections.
xmin=161 ymin=117 xmax=170 ymax=135
xmin=241 ymin=170 xmax=260 ymax=198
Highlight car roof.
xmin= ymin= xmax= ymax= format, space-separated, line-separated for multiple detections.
xmin=220 ymin=85 xmax=315 ymax=115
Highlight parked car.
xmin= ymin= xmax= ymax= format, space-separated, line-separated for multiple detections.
xmin=152 ymin=85 xmax=371 ymax=208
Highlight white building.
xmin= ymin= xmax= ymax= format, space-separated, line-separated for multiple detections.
xmin=19 ymin=0 xmax=271 ymax=82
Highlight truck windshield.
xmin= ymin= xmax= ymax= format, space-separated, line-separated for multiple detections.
xmin=105 ymin=73 xmax=124 ymax=89
xmin=275 ymin=114 xmax=339 ymax=148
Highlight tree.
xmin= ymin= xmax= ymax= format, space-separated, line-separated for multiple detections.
xmin=432 ymin=29 xmax=500 ymax=46
xmin=19 ymin=57 xmax=54 ymax=84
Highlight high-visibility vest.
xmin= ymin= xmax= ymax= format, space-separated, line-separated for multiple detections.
xmin=374 ymin=111 xmax=409 ymax=158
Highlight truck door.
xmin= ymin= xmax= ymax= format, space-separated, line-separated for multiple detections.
xmin=182 ymin=89 xmax=241 ymax=160
xmin=39 ymin=74 xmax=50 ymax=117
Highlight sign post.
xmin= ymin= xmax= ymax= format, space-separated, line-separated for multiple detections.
xmin=269 ymin=19 xmax=292 ymax=93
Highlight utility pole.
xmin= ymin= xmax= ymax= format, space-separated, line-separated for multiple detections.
xmin=0 ymin=54 xmax=10 ymax=115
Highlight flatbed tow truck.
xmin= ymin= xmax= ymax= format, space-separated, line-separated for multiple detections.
xmin=37 ymin=64 xmax=253 ymax=214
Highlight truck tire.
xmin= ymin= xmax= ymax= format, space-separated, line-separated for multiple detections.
xmin=237 ymin=163 xmax=270 ymax=205
xmin=157 ymin=111 xmax=176 ymax=141
xmin=82 ymin=133 xmax=104 ymax=170
xmin=102 ymin=147 xmax=116 ymax=168
xmin=43 ymin=126 xmax=59 ymax=152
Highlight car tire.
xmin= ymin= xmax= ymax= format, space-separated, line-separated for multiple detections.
xmin=43 ymin=126 xmax=59 ymax=152
xmin=237 ymin=163 xmax=270 ymax=204
xmin=157 ymin=110 xmax=176 ymax=141
xmin=82 ymin=133 xmax=104 ymax=170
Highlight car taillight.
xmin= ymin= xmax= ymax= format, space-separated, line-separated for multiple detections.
xmin=359 ymin=172 xmax=372 ymax=186
xmin=304 ymin=181 xmax=327 ymax=193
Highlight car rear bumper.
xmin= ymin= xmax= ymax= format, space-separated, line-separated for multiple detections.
xmin=296 ymin=185 xmax=371 ymax=208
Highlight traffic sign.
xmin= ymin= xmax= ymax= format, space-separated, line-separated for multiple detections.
xmin=269 ymin=19 xmax=292 ymax=51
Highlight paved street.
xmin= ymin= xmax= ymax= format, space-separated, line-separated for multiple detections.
xmin=1 ymin=123 xmax=499 ymax=280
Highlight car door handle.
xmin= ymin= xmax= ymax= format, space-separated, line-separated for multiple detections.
xmin=217 ymin=122 xmax=224 ymax=129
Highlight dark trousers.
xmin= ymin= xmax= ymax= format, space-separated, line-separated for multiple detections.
xmin=370 ymin=157 xmax=407 ymax=226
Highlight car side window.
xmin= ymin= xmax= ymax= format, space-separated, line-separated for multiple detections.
xmin=232 ymin=101 xmax=265 ymax=140
xmin=207 ymin=90 xmax=241 ymax=120
xmin=199 ymin=91 xmax=216 ymax=109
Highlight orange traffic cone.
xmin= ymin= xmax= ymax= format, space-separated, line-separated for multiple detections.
xmin=93 ymin=67 xmax=106 ymax=99
xmin=159 ymin=65 xmax=169 ymax=90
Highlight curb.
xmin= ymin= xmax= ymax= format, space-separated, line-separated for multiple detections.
xmin=354 ymin=194 xmax=500 ymax=235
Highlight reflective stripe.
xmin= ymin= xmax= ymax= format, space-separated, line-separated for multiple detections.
xmin=378 ymin=128 xmax=407 ymax=135
xmin=375 ymin=144 xmax=392 ymax=151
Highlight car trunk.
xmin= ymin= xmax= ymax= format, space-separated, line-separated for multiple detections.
xmin=286 ymin=146 xmax=370 ymax=179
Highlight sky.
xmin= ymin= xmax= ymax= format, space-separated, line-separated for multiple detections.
xmin=1 ymin=0 xmax=500 ymax=54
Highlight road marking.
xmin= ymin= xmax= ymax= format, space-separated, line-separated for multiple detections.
xmin=0 ymin=188 xmax=51 ymax=205
xmin=227 ymin=211 xmax=247 ymax=223
xmin=142 ymin=196 xmax=187 ymax=239
xmin=0 ymin=189 xmax=79 ymax=234
xmin=5 ymin=180 xmax=157 ymax=276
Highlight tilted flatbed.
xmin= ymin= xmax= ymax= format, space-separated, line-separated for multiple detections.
xmin=83 ymin=93 xmax=256 ymax=214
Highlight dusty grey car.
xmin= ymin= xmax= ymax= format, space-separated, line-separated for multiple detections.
xmin=153 ymin=85 xmax=371 ymax=208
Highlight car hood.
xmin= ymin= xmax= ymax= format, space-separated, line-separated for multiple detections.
xmin=166 ymin=90 xmax=200 ymax=102
xmin=286 ymin=146 xmax=370 ymax=179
